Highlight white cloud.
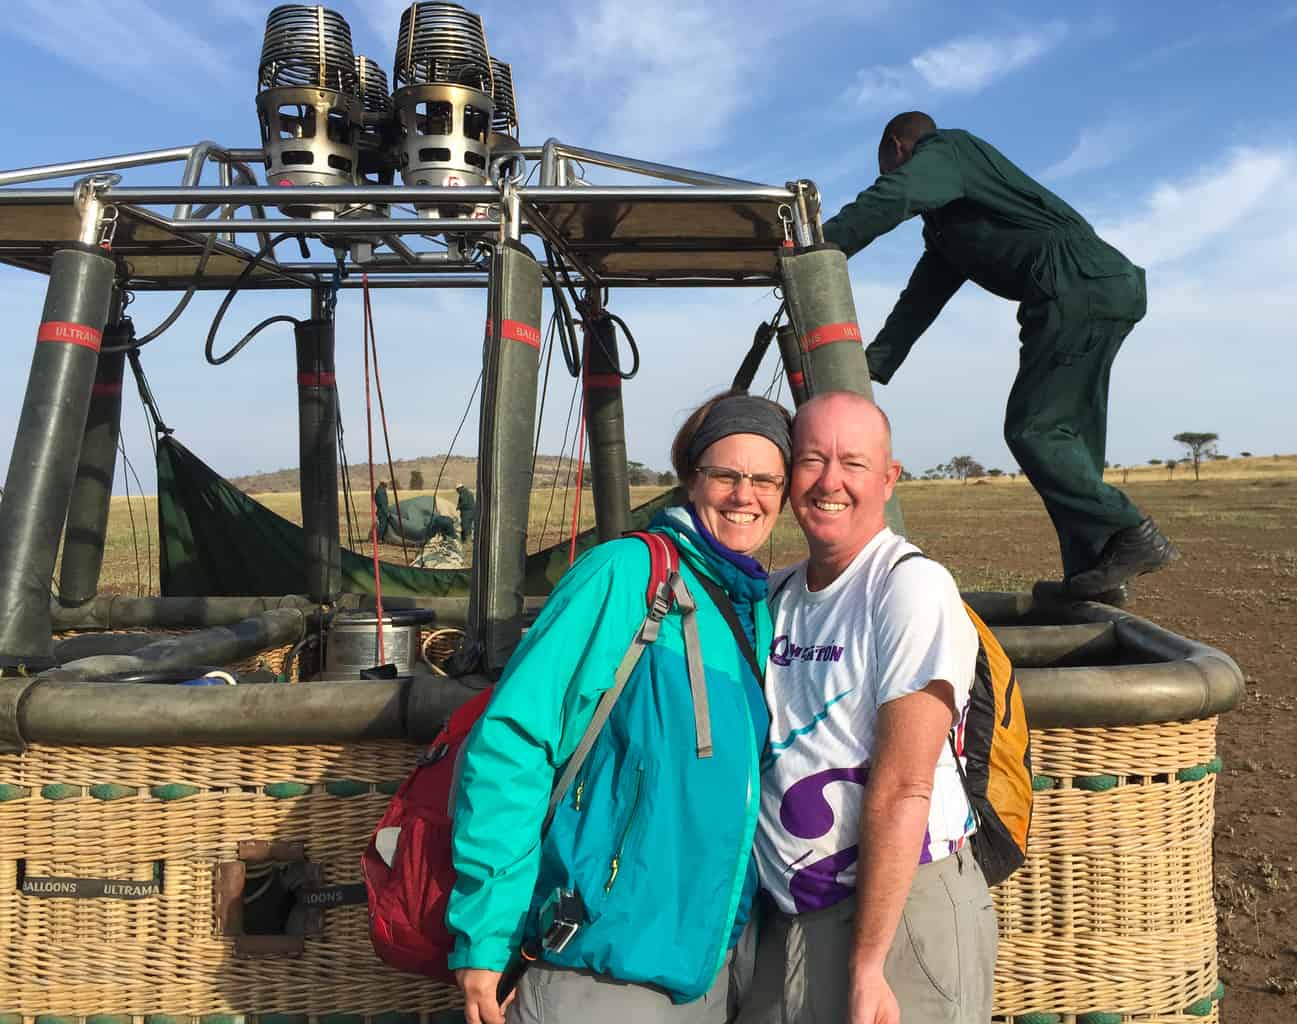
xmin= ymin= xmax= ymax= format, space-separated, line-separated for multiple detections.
xmin=846 ymin=66 xmax=912 ymax=109
xmin=1096 ymin=147 xmax=1291 ymax=267
xmin=4 ymin=0 xmax=240 ymax=96
xmin=1042 ymin=116 xmax=1141 ymax=180
xmin=910 ymin=23 xmax=1068 ymax=93
xmin=848 ymin=22 xmax=1067 ymax=111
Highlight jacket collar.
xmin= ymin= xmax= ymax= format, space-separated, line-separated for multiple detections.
xmin=650 ymin=505 xmax=768 ymax=607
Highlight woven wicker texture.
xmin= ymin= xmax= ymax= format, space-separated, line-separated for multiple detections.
xmin=992 ymin=718 xmax=1220 ymax=1020
xmin=0 ymin=741 xmax=458 ymax=1016
xmin=0 ymin=719 xmax=1221 ymax=1020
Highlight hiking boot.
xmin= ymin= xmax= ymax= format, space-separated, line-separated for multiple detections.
xmin=1033 ymin=579 xmax=1130 ymax=608
xmin=1065 ymin=517 xmax=1179 ymax=598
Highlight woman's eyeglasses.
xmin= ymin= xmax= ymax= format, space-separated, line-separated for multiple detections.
xmin=695 ymin=465 xmax=786 ymax=495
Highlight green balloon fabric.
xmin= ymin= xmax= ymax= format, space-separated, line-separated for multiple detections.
xmin=157 ymin=435 xmax=683 ymax=599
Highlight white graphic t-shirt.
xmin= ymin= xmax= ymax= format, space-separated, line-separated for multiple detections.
xmin=754 ymin=528 xmax=979 ymax=914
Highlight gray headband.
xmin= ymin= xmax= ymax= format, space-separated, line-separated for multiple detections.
xmin=687 ymin=395 xmax=792 ymax=469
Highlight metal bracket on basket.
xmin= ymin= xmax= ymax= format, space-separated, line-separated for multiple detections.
xmin=0 ymin=676 xmax=40 ymax=754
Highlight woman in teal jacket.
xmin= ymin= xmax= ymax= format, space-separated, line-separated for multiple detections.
xmin=450 ymin=393 xmax=792 ymax=1024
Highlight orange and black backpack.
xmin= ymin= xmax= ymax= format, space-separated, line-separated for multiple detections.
xmin=890 ymin=551 xmax=1033 ymax=886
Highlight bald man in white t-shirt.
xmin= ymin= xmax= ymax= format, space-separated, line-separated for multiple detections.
xmin=738 ymin=393 xmax=997 ymax=1024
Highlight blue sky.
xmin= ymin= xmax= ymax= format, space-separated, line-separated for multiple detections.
xmin=2 ymin=0 xmax=1296 ymax=492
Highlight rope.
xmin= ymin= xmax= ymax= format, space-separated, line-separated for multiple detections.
xmin=531 ymin=310 xmax=558 ymax=485
xmin=336 ymin=397 xmax=360 ymax=551
xmin=420 ymin=627 xmax=466 ymax=675
xmin=117 ymin=441 xmax=154 ymax=597
xmin=117 ymin=436 xmax=143 ymax=597
xmin=127 ymin=350 xmax=172 ymax=440
xmin=362 ymin=282 xmax=410 ymax=565
xmin=430 ymin=372 xmax=482 ymax=515
xmin=526 ymin=309 xmax=562 ymax=552
xmin=361 ymin=272 xmax=386 ymax=666
xmin=567 ymin=394 xmax=588 ymax=565
xmin=537 ymin=371 xmax=580 ymax=553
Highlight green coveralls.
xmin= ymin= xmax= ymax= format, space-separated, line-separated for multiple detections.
xmin=373 ymin=484 xmax=391 ymax=542
xmin=457 ymin=487 xmax=476 ymax=543
xmin=824 ymin=129 xmax=1147 ymax=577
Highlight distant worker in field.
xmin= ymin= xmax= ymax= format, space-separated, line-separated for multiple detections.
xmin=374 ymin=481 xmax=392 ymax=541
xmin=456 ymin=484 xmax=476 ymax=544
xmin=823 ymin=110 xmax=1177 ymax=599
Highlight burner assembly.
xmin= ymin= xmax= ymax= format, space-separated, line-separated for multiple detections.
xmin=255 ymin=2 xmax=522 ymax=225
xmin=255 ymin=4 xmax=363 ymax=216
xmin=392 ymin=2 xmax=498 ymax=216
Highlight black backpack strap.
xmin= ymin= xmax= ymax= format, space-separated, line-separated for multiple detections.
xmin=769 ymin=570 xmax=796 ymax=604
xmin=690 ymin=571 xmax=764 ymax=687
xmin=887 ymin=549 xmax=926 ymax=577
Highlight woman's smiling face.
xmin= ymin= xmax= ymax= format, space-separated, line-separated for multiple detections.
xmin=686 ymin=432 xmax=786 ymax=555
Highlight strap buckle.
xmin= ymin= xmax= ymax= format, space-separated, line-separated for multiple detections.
xmin=647 ymin=582 xmax=673 ymax=622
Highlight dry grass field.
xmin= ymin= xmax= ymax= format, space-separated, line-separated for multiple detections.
xmin=87 ymin=462 xmax=1297 ymax=1020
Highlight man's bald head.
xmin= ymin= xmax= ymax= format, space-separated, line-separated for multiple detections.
xmin=795 ymin=392 xmax=893 ymax=462
xmin=789 ymin=392 xmax=903 ymax=583
xmin=878 ymin=111 xmax=936 ymax=174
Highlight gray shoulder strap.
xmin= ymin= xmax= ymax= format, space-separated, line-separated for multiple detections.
xmin=542 ymin=565 xmax=716 ymax=832
xmin=670 ymin=571 xmax=712 ymax=759
xmin=542 ymin=607 xmax=658 ymax=834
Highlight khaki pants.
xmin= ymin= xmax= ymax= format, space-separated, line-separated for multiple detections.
xmin=507 ymin=950 xmax=735 ymax=1024
xmin=736 ymin=849 xmax=998 ymax=1024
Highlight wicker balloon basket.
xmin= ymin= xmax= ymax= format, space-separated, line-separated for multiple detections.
xmin=0 ymin=740 xmax=459 ymax=1019
xmin=0 ymin=720 xmax=1224 ymax=1022
xmin=992 ymin=717 xmax=1222 ymax=1024
xmin=4 ymin=617 xmax=1227 ymax=1021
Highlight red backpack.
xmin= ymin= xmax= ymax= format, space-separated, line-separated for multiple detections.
xmin=361 ymin=531 xmax=700 ymax=980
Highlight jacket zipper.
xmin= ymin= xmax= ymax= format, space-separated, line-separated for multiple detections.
xmin=604 ymin=765 xmax=645 ymax=893
xmin=706 ymin=681 xmax=761 ymax=986
xmin=573 ymin=777 xmax=585 ymax=810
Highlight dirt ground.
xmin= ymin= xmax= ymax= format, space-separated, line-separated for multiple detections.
xmin=92 ymin=474 xmax=1296 ymax=1021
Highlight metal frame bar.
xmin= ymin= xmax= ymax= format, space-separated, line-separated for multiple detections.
xmin=538 ymin=138 xmax=762 ymax=188
xmin=0 ymin=185 xmax=793 ymax=206
xmin=0 ymin=138 xmax=805 ymax=292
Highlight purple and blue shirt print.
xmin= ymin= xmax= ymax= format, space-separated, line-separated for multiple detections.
xmin=753 ymin=531 xmax=980 ymax=915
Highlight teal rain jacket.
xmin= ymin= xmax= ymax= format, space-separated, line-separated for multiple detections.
xmin=822 ymin=129 xmax=1142 ymax=384
xmin=447 ymin=506 xmax=772 ymax=1002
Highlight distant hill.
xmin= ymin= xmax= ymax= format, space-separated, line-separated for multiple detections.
xmin=230 ymin=454 xmax=661 ymax=495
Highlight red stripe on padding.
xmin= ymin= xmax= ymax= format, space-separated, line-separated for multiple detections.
xmin=91 ymin=383 xmax=122 ymax=396
xmin=801 ymin=322 xmax=862 ymax=352
xmin=583 ymin=373 xmax=622 ymax=390
xmin=298 ymin=371 xmax=337 ymax=388
xmin=37 ymin=321 xmax=102 ymax=351
xmin=788 ymin=371 xmax=805 ymax=388
xmin=486 ymin=319 xmax=542 ymax=349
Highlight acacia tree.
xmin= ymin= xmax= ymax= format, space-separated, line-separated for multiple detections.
xmin=947 ymin=455 xmax=986 ymax=484
xmin=1173 ymin=431 xmax=1219 ymax=482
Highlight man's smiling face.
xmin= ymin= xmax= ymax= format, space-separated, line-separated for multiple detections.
xmin=789 ymin=394 xmax=902 ymax=577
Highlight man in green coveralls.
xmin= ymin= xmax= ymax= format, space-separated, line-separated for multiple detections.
xmin=824 ymin=111 xmax=1177 ymax=598
xmin=456 ymin=484 xmax=477 ymax=545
